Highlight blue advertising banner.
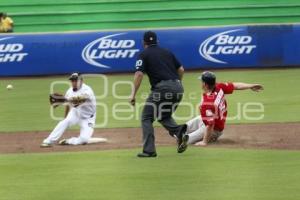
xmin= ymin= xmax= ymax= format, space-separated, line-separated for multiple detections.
xmin=0 ymin=24 xmax=299 ymax=76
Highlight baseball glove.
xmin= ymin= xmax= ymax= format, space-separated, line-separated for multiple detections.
xmin=49 ymin=93 xmax=67 ymax=107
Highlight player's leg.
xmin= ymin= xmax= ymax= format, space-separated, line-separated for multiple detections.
xmin=156 ymin=81 xmax=188 ymax=153
xmin=187 ymin=121 xmax=223 ymax=144
xmin=185 ymin=116 xmax=202 ymax=134
xmin=140 ymin=99 xmax=157 ymax=154
xmin=157 ymin=82 xmax=184 ymax=138
xmin=42 ymin=108 xmax=79 ymax=145
xmin=158 ymin=114 xmax=182 ymax=137
xmin=63 ymin=115 xmax=95 ymax=145
xmin=187 ymin=121 xmax=206 ymax=144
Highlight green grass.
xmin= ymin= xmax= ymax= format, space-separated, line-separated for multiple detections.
xmin=0 ymin=68 xmax=300 ymax=132
xmin=0 ymin=147 xmax=299 ymax=200
xmin=1 ymin=69 xmax=299 ymax=200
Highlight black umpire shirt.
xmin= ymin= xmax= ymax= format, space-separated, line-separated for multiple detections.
xmin=135 ymin=44 xmax=182 ymax=89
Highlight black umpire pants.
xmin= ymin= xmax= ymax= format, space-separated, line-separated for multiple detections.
xmin=141 ymin=80 xmax=184 ymax=153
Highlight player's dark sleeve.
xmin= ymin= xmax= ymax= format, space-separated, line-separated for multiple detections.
xmin=135 ymin=52 xmax=146 ymax=73
xmin=172 ymin=53 xmax=182 ymax=69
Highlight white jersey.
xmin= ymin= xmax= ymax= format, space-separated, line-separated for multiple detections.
xmin=65 ymin=83 xmax=96 ymax=119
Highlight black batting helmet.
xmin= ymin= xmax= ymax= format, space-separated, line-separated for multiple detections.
xmin=199 ymin=71 xmax=216 ymax=86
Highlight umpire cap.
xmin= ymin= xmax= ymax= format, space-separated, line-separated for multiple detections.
xmin=199 ymin=71 xmax=216 ymax=86
xmin=143 ymin=31 xmax=157 ymax=45
xmin=69 ymin=72 xmax=82 ymax=81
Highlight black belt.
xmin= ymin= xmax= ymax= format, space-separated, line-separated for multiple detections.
xmin=152 ymin=79 xmax=181 ymax=90
xmin=157 ymin=79 xmax=180 ymax=84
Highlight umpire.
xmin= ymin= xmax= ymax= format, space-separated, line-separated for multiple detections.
xmin=130 ymin=31 xmax=188 ymax=157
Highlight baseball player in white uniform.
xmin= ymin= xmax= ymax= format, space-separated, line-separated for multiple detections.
xmin=41 ymin=73 xmax=96 ymax=147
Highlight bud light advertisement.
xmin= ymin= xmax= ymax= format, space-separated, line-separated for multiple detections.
xmin=0 ymin=24 xmax=300 ymax=76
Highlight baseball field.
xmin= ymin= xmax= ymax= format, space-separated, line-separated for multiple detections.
xmin=0 ymin=68 xmax=300 ymax=200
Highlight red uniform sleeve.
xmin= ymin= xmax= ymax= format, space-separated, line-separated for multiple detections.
xmin=216 ymin=82 xmax=234 ymax=94
xmin=200 ymin=104 xmax=215 ymax=126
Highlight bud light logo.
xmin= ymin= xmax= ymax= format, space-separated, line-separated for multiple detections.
xmin=82 ymin=33 xmax=140 ymax=68
xmin=199 ymin=29 xmax=256 ymax=64
xmin=0 ymin=37 xmax=28 ymax=63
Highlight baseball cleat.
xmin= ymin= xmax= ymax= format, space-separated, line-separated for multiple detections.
xmin=40 ymin=142 xmax=52 ymax=148
xmin=177 ymin=124 xmax=188 ymax=153
xmin=137 ymin=152 xmax=157 ymax=158
xmin=58 ymin=139 xmax=69 ymax=145
xmin=178 ymin=134 xmax=189 ymax=153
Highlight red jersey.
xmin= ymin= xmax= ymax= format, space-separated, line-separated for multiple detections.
xmin=200 ymin=83 xmax=234 ymax=131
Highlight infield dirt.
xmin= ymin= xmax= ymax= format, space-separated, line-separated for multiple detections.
xmin=0 ymin=123 xmax=299 ymax=154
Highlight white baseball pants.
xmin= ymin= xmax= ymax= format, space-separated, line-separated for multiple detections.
xmin=44 ymin=108 xmax=95 ymax=145
xmin=186 ymin=116 xmax=223 ymax=144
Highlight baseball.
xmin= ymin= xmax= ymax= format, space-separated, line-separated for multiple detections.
xmin=6 ymin=84 xmax=13 ymax=90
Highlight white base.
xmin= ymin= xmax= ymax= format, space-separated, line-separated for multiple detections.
xmin=87 ymin=137 xmax=108 ymax=144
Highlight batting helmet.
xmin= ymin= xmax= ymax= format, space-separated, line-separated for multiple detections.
xmin=199 ymin=71 xmax=216 ymax=86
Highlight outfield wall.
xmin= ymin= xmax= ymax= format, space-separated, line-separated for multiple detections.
xmin=0 ymin=24 xmax=300 ymax=76
xmin=3 ymin=0 xmax=300 ymax=33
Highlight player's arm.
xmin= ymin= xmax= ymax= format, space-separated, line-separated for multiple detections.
xmin=130 ymin=54 xmax=145 ymax=106
xmin=172 ymin=52 xmax=184 ymax=80
xmin=64 ymin=105 xmax=70 ymax=118
xmin=196 ymin=124 xmax=214 ymax=146
xmin=130 ymin=71 xmax=143 ymax=106
xmin=233 ymin=82 xmax=263 ymax=92
xmin=195 ymin=105 xmax=216 ymax=146
xmin=177 ymin=66 xmax=184 ymax=81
